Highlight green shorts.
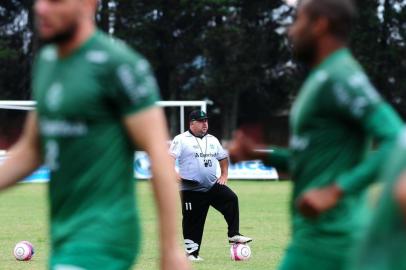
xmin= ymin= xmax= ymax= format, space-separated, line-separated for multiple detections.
xmin=49 ymin=240 xmax=139 ymax=270
xmin=278 ymin=244 xmax=349 ymax=270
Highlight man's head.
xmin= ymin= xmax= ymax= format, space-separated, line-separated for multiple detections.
xmin=34 ymin=0 xmax=98 ymax=44
xmin=189 ymin=110 xmax=209 ymax=137
xmin=288 ymin=0 xmax=357 ymax=64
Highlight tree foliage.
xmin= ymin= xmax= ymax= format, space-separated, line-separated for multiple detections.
xmin=0 ymin=0 xmax=405 ymax=144
xmin=351 ymin=0 xmax=406 ymax=116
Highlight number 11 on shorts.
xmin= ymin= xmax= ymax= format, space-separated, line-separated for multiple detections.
xmin=185 ymin=202 xmax=192 ymax=211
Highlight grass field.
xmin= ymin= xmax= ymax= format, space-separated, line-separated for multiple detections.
xmin=0 ymin=181 xmax=291 ymax=270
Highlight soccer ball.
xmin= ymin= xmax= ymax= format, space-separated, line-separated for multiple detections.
xmin=13 ymin=241 xmax=35 ymax=261
xmin=230 ymin=243 xmax=251 ymax=261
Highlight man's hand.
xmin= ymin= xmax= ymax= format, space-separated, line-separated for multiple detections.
xmin=175 ymin=170 xmax=181 ymax=182
xmin=161 ymin=246 xmax=191 ymax=270
xmin=170 ymin=157 xmax=181 ymax=182
xmin=394 ymin=171 xmax=406 ymax=217
xmin=217 ymin=175 xmax=228 ymax=185
xmin=217 ymin=158 xmax=229 ymax=185
xmin=296 ymin=184 xmax=343 ymax=218
xmin=228 ymin=130 xmax=260 ymax=163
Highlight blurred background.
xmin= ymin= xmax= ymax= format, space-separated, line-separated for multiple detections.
xmin=0 ymin=0 xmax=405 ymax=148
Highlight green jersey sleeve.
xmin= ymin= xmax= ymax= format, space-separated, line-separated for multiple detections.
xmin=264 ymin=146 xmax=291 ymax=172
xmin=327 ymin=73 xmax=403 ymax=194
xmin=110 ymin=55 xmax=160 ymax=116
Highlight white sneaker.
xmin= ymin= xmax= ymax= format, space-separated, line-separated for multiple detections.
xmin=187 ymin=254 xmax=204 ymax=261
xmin=228 ymin=234 xmax=253 ymax=244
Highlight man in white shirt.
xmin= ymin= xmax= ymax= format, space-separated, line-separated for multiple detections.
xmin=169 ymin=110 xmax=252 ymax=261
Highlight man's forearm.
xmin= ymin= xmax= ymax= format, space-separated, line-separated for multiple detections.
xmin=150 ymin=149 xmax=182 ymax=251
xmin=0 ymin=141 xmax=42 ymax=191
xmin=0 ymin=112 xmax=42 ymax=191
xmin=125 ymin=108 xmax=182 ymax=251
xmin=263 ymin=147 xmax=291 ymax=173
xmin=171 ymin=156 xmax=181 ymax=181
xmin=219 ymin=158 xmax=229 ymax=178
xmin=124 ymin=105 xmax=189 ymax=269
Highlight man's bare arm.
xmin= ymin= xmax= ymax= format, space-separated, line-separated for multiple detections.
xmin=394 ymin=171 xmax=406 ymax=217
xmin=0 ymin=112 xmax=42 ymax=191
xmin=124 ymin=107 xmax=190 ymax=270
xmin=171 ymin=156 xmax=181 ymax=181
xmin=217 ymin=158 xmax=229 ymax=185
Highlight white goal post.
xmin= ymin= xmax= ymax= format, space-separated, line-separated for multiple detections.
xmin=0 ymin=99 xmax=279 ymax=180
xmin=0 ymin=100 xmax=208 ymax=134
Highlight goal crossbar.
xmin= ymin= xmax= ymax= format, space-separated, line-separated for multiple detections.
xmin=0 ymin=100 xmax=208 ymax=133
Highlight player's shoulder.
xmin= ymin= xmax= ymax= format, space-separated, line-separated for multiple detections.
xmin=314 ymin=49 xmax=373 ymax=95
xmin=91 ymin=30 xmax=148 ymax=67
xmin=172 ymin=133 xmax=183 ymax=141
xmin=330 ymin=58 xmax=377 ymax=96
xmin=323 ymin=50 xmax=381 ymax=103
xmin=174 ymin=131 xmax=190 ymax=140
xmin=324 ymin=49 xmax=366 ymax=83
xmin=206 ymin=134 xmax=219 ymax=141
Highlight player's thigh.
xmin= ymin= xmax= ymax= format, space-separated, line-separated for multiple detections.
xmin=209 ymin=184 xmax=238 ymax=209
xmin=50 ymin=243 xmax=136 ymax=270
xmin=181 ymin=190 xmax=210 ymax=217
xmin=278 ymin=246 xmax=347 ymax=270
xmin=50 ymin=255 xmax=134 ymax=270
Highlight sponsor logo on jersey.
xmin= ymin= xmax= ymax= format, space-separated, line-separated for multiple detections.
xmin=117 ymin=63 xmax=157 ymax=104
xmin=86 ymin=50 xmax=109 ymax=63
xmin=46 ymin=82 xmax=63 ymax=112
xmin=348 ymin=73 xmax=380 ymax=103
xmin=135 ymin=59 xmax=149 ymax=73
xmin=40 ymin=118 xmax=88 ymax=137
xmin=290 ymin=135 xmax=309 ymax=151
xmin=194 ymin=153 xmax=218 ymax=158
xmin=41 ymin=47 xmax=57 ymax=61
xmin=351 ymin=96 xmax=369 ymax=117
xmin=333 ymin=83 xmax=351 ymax=106
xmin=315 ymin=70 xmax=328 ymax=82
xmin=333 ymin=79 xmax=374 ymax=118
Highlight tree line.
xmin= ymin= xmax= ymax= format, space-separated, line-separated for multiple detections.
xmin=0 ymin=0 xmax=405 ymax=146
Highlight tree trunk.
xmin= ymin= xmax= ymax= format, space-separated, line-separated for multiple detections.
xmin=99 ymin=0 xmax=110 ymax=33
xmin=222 ymin=92 xmax=239 ymax=141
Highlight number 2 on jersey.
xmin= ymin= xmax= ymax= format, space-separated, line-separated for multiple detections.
xmin=45 ymin=140 xmax=60 ymax=171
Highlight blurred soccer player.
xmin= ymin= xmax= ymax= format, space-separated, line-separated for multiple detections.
xmin=0 ymin=0 xmax=190 ymax=269
xmin=349 ymin=128 xmax=406 ymax=270
xmin=229 ymin=0 xmax=403 ymax=269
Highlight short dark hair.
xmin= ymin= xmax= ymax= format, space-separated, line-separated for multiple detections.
xmin=299 ymin=0 xmax=358 ymax=40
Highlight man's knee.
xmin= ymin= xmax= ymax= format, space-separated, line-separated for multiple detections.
xmin=225 ymin=188 xmax=238 ymax=204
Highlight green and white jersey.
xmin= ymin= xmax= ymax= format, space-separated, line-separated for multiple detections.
xmin=266 ymin=49 xmax=402 ymax=258
xmin=32 ymin=30 xmax=159 ymax=268
xmin=350 ymin=128 xmax=406 ymax=270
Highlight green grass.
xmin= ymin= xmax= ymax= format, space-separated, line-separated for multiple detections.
xmin=0 ymin=181 xmax=291 ymax=270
